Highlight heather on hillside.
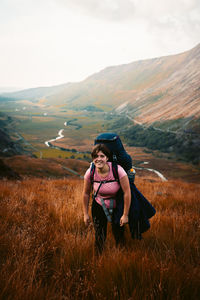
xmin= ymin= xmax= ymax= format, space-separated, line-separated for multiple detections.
xmin=0 ymin=177 xmax=199 ymax=299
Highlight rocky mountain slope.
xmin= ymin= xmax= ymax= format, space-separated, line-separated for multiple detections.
xmin=2 ymin=44 xmax=199 ymax=128
xmin=1 ymin=44 xmax=200 ymax=138
xmin=45 ymin=43 xmax=200 ymax=127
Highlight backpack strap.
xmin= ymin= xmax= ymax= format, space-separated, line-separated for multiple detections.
xmin=111 ymin=161 xmax=119 ymax=182
xmin=90 ymin=162 xmax=120 ymax=222
xmin=90 ymin=162 xmax=95 ymax=184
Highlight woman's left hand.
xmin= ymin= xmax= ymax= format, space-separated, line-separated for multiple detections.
xmin=120 ymin=215 xmax=129 ymax=226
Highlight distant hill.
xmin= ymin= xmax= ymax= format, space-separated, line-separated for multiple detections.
xmin=0 ymin=83 xmax=70 ymax=101
xmin=0 ymin=87 xmax=22 ymax=93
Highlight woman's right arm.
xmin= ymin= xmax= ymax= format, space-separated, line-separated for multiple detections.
xmin=82 ymin=179 xmax=91 ymax=226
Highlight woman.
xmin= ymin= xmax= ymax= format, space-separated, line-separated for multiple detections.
xmin=82 ymin=144 xmax=131 ymax=254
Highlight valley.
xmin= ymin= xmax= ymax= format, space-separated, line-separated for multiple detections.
xmin=0 ymin=44 xmax=200 ymax=182
xmin=0 ymin=99 xmax=199 ymax=183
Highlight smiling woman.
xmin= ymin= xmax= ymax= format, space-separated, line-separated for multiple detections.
xmin=82 ymin=143 xmax=131 ymax=255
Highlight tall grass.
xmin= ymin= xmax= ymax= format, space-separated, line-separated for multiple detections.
xmin=0 ymin=177 xmax=199 ymax=299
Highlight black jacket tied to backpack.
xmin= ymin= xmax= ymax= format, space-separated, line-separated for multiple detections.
xmin=94 ymin=132 xmax=156 ymax=239
xmin=114 ymin=175 xmax=156 ymax=239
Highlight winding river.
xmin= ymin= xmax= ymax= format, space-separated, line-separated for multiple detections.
xmin=45 ymin=129 xmax=64 ymax=148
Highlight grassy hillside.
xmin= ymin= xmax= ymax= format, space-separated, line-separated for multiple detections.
xmin=3 ymin=156 xmax=89 ymax=178
xmin=0 ymin=177 xmax=199 ymax=299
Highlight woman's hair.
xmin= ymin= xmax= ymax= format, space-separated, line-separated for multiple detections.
xmin=91 ymin=144 xmax=111 ymax=160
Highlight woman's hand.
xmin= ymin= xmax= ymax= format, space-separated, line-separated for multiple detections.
xmin=82 ymin=179 xmax=91 ymax=227
xmin=84 ymin=213 xmax=90 ymax=226
xmin=120 ymin=214 xmax=129 ymax=226
xmin=119 ymin=175 xmax=131 ymax=226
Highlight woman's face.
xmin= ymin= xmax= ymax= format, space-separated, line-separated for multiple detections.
xmin=93 ymin=151 xmax=108 ymax=169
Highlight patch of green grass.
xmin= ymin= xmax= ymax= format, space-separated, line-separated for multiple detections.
xmin=34 ymin=148 xmax=91 ymax=160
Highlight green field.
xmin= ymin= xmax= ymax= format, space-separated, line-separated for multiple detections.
xmin=34 ymin=148 xmax=91 ymax=160
xmin=0 ymin=100 xmax=112 ymax=154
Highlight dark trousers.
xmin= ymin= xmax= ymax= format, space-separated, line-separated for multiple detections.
xmin=92 ymin=200 xmax=125 ymax=254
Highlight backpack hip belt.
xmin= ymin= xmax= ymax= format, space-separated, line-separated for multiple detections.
xmin=99 ymin=198 xmax=114 ymax=223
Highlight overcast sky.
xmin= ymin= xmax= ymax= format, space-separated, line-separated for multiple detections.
xmin=0 ymin=0 xmax=199 ymax=89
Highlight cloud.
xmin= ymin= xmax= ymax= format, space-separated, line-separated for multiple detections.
xmin=57 ymin=0 xmax=200 ymax=25
xmin=56 ymin=0 xmax=200 ymax=48
xmin=128 ymin=0 xmax=200 ymax=53
xmin=57 ymin=0 xmax=136 ymax=21
xmin=0 ymin=0 xmax=199 ymax=88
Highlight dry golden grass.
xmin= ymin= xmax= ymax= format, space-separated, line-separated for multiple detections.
xmin=0 ymin=177 xmax=199 ymax=300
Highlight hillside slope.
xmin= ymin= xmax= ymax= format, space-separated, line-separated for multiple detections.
xmin=0 ymin=112 xmax=32 ymax=157
xmin=45 ymin=43 xmax=200 ymax=124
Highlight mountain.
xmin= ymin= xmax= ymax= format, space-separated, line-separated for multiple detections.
xmin=44 ymin=44 xmax=200 ymax=122
xmin=2 ymin=43 xmax=200 ymax=126
xmin=1 ymin=43 xmax=200 ymax=166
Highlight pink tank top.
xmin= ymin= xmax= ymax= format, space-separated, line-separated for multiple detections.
xmin=84 ymin=162 xmax=127 ymax=208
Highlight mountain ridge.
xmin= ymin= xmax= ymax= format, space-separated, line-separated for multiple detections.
xmin=0 ymin=82 xmax=71 ymax=101
xmin=1 ymin=43 xmax=200 ymax=127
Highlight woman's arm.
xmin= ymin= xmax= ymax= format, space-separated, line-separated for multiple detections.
xmin=119 ymin=175 xmax=131 ymax=226
xmin=82 ymin=179 xmax=92 ymax=226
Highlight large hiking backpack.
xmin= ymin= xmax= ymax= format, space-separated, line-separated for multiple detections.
xmin=92 ymin=132 xmax=156 ymax=239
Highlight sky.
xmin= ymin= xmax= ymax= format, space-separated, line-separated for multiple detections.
xmin=0 ymin=0 xmax=200 ymax=90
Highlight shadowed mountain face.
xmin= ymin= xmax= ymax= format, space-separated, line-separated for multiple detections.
xmin=0 ymin=113 xmax=33 ymax=157
xmin=0 ymin=128 xmax=29 ymax=157
xmin=1 ymin=44 xmax=200 ymax=126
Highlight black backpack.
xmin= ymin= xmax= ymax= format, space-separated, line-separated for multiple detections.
xmin=91 ymin=132 xmax=156 ymax=239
